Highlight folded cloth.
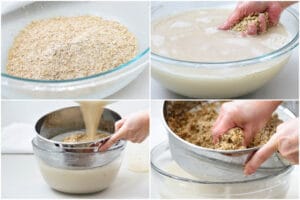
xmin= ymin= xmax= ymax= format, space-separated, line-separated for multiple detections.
xmin=1 ymin=123 xmax=35 ymax=154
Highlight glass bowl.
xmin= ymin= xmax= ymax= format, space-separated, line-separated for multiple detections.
xmin=1 ymin=1 xmax=149 ymax=99
xmin=151 ymin=141 xmax=294 ymax=199
xmin=151 ymin=2 xmax=299 ymax=98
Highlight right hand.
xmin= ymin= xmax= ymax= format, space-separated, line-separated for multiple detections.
xmin=218 ymin=1 xmax=292 ymax=35
xmin=212 ymin=101 xmax=281 ymax=146
xmin=99 ymin=111 xmax=149 ymax=152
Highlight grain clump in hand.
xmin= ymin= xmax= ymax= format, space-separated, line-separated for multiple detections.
xmin=232 ymin=12 xmax=269 ymax=34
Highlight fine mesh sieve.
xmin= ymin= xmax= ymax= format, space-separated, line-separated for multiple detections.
xmin=33 ymin=106 xmax=126 ymax=169
xmin=35 ymin=106 xmax=121 ymax=152
xmin=162 ymin=101 xmax=295 ymax=179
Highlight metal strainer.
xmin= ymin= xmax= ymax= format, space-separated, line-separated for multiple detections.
xmin=33 ymin=106 xmax=126 ymax=169
xmin=35 ymin=106 xmax=121 ymax=152
xmin=162 ymin=101 xmax=295 ymax=179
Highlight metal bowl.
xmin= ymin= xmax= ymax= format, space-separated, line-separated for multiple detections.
xmin=35 ymin=106 xmax=121 ymax=151
xmin=162 ymin=101 xmax=295 ymax=179
xmin=33 ymin=106 xmax=126 ymax=169
xmin=32 ymin=106 xmax=126 ymax=193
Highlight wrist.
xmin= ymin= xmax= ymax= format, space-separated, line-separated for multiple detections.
xmin=279 ymin=1 xmax=295 ymax=9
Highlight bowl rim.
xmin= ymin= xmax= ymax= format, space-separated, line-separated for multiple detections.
xmin=151 ymin=7 xmax=299 ymax=68
xmin=162 ymin=101 xmax=296 ymax=154
xmin=33 ymin=105 xmax=125 ymax=152
xmin=32 ymin=136 xmax=126 ymax=153
xmin=2 ymin=47 xmax=149 ymax=83
xmin=151 ymin=141 xmax=293 ymax=185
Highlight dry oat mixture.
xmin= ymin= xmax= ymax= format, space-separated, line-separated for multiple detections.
xmin=231 ymin=12 xmax=269 ymax=33
xmin=6 ymin=16 xmax=138 ymax=80
xmin=165 ymin=101 xmax=282 ymax=150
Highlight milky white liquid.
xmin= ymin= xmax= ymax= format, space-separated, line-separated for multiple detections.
xmin=38 ymin=156 xmax=122 ymax=194
xmin=79 ymin=101 xmax=107 ymax=139
xmin=38 ymin=101 xmax=122 ymax=194
xmin=151 ymin=9 xmax=291 ymax=98
xmin=62 ymin=101 xmax=113 ymax=142
xmin=152 ymin=9 xmax=289 ymax=62
xmin=156 ymin=161 xmax=290 ymax=198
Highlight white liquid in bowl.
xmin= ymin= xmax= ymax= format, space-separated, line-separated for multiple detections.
xmin=151 ymin=9 xmax=292 ymax=98
xmin=157 ymin=161 xmax=290 ymax=198
xmin=37 ymin=156 xmax=122 ymax=194
xmin=152 ymin=9 xmax=289 ymax=62
xmin=152 ymin=54 xmax=290 ymax=98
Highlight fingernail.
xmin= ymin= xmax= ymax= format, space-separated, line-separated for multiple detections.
xmin=244 ymin=167 xmax=254 ymax=176
xmin=99 ymin=147 xmax=105 ymax=152
xmin=218 ymin=24 xmax=226 ymax=30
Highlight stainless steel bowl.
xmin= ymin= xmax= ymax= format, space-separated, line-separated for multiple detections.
xmin=33 ymin=106 xmax=126 ymax=169
xmin=32 ymin=106 xmax=126 ymax=194
xmin=162 ymin=101 xmax=295 ymax=179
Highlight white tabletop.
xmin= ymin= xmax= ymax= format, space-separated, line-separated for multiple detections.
xmin=1 ymin=100 xmax=149 ymax=198
xmin=151 ymin=47 xmax=299 ymax=99
xmin=108 ymin=67 xmax=149 ymax=99
xmin=150 ymin=101 xmax=299 ymax=198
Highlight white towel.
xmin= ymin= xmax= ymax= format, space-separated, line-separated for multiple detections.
xmin=1 ymin=123 xmax=35 ymax=154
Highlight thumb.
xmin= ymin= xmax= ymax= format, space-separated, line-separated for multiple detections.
xmin=212 ymin=114 xmax=235 ymax=143
xmin=218 ymin=10 xmax=243 ymax=30
xmin=267 ymin=2 xmax=283 ymax=26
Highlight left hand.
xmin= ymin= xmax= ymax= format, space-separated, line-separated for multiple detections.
xmin=244 ymin=118 xmax=299 ymax=175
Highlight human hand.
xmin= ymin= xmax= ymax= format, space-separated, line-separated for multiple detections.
xmin=99 ymin=111 xmax=149 ymax=151
xmin=219 ymin=1 xmax=294 ymax=35
xmin=244 ymin=118 xmax=299 ymax=175
xmin=212 ymin=101 xmax=281 ymax=146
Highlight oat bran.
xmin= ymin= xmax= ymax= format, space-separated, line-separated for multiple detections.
xmin=6 ymin=16 xmax=138 ymax=80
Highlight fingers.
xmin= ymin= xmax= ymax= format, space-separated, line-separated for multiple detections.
xmin=99 ymin=132 xmax=122 ymax=152
xmin=266 ymin=2 xmax=283 ymax=26
xmin=115 ymin=119 xmax=126 ymax=131
xmin=218 ymin=11 xmax=242 ymax=30
xmin=276 ymin=124 xmax=299 ymax=164
xmin=244 ymin=134 xmax=278 ymax=175
xmin=246 ymin=22 xmax=258 ymax=35
xmin=243 ymin=126 xmax=254 ymax=146
xmin=99 ymin=119 xmax=126 ymax=151
xmin=258 ymin=13 xmax=267 ymax=33
xmin=212 ymin=114 xmax=235 ymax=143
xmin=218 ymin=2 xmax=258 ymax=30
xmin=220 ymin=1 xmax=280 ymax=34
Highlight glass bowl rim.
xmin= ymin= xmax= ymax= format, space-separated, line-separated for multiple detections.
xmin=151 ymin=141 xmax=293 ymax=185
